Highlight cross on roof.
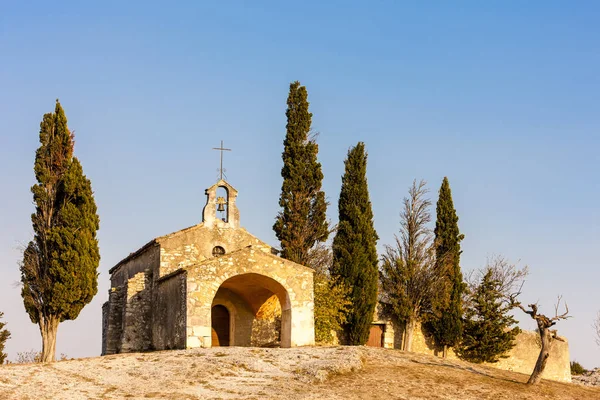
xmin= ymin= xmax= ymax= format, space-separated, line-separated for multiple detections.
xmin=212 ymin=140 xmax=231 ymax=181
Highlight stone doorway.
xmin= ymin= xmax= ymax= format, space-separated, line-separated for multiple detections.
xmin=367 ymin=324 xmax=384 ymax=347
xmin=210 ymin=273 xmax=292 ymax=348
xmin=211 ymin=305 xmax=230 ymax=346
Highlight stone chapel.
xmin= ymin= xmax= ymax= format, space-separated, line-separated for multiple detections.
xmin=101 ymin=179 xmax=315 ymax=354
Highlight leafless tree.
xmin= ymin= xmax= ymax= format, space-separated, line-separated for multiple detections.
xmin=380 ymin=180 xmax=442 ymax=352
xmin=304 ymin=243 xmax=334 ymax=274
xmin=593 ymin=311 xmax=600 ymax=347
xmin=466 ymin=255 xmax=529 ymax=301
xmin=510 ymin=293 xmax=571 ymax=385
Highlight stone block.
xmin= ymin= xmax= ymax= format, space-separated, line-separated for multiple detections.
xmin=187 ymin=336 xmax=201 ymax=348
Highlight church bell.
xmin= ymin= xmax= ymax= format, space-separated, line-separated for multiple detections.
xmin=216 ymin=196 xmax=227 ymax=212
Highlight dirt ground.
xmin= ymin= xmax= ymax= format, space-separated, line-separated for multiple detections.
xmin=0 ymin=346 xmax=598 ymax=400
xmin=308 ymin=349 xmax=600 ymax=400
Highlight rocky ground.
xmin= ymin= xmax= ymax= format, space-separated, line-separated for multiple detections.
xmin=572 ymin=368 xmax=600 ymax=387
xmin=0 ymin=346 xmax=599 ymax=400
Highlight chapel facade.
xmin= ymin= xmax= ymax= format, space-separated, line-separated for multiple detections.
xmin=101 ymin=179 xmax=315 ymax=354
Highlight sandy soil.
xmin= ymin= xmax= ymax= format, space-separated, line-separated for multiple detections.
xmin=0 ymin=346 xmax=598 ymax=400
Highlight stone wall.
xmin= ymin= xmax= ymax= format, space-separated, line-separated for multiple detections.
xmin=185 ymin=246 xmax=314 ymax=348
xmin=104 ymin=242 xmax=159 ymax=355
xmin=101 ymin=301 xmax=109 ymax=355
xmin=102 ymin=286 xmax=125 ymax=355
xmin=491 ymin=329 xmax=571 ymax=383
xmin=110 ymin=243 xmax=160 ymax=287
xmin=153 ymin=270 xmax=187 ymax=350
xmin=158 ymin=224 xmax=273 ymax=277
xmin=377 ymin=319 xmax=571 ymax=383
xmin=251 ymin=294 xmax=282 ymax=347
xmin=120 ymin=270 xmax=153 ymax=353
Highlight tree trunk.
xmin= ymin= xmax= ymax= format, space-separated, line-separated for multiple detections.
xmin=442 ymin=345 xmax=448 ymax=358
xmin=527 ymin=327 xmax=551 ymax=385
xmin=404 ymin=318 xmax=415 ymax=352
xmin=40 ymin=316 xmax=59 ymax=363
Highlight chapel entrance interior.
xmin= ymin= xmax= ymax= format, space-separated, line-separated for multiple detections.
xmin=211 ymin=305 xmax=230 ymax=346
xmin=210 ymin=273 xmax=292 ymax=348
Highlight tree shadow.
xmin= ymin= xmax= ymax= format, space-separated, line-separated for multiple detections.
xmin=408 ymin=358 xmax=525 ymax=385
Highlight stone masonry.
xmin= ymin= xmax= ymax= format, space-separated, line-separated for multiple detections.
xmin=371 ymin=305 xmax=571 ymax=383
xmin=185 ymin=246 xmax=315 ymax=348
xmin=102 ymin=179 xmax=315 ymax=355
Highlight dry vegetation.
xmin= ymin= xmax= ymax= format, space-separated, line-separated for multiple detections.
xmin=0 ymin=346 xmax=598 ymax=400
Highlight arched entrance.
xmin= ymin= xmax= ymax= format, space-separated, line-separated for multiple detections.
xmin=211 ymin=305 xmax=230 ymax=346
xmin=211 ymin=273 xmax=292 ymax=348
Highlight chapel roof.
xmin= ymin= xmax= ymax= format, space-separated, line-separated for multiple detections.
xmin=108 ymin=222 xmax=202 ymax=274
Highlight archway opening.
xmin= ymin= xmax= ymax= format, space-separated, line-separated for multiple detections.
xmin=211 ymin=273 xmax=292 ymax=348
xmin=211 ymin=305 xmax=230 ymax=346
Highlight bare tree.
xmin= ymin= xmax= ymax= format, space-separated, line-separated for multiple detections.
xmin=466 ymin=255 xmax=529 ymax=301
xmin=303 ymin=243 xmax=333 ymax=273
xmin=380 ymin=180 xmax=441 ymax=351
xmin=510 ymin=294 xmax=571 ymax=385
xmin=594 ymin=311 xmax=600 ymax=347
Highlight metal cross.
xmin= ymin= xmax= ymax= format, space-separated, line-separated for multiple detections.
xmin=212 ymin=140 xmax=231 ymax=181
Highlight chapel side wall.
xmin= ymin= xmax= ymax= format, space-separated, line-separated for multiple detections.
xmin=101 ymin=301 xmax=109 ymax=355
xmin=110 ymin=244 xmax=160 ymax=287
xmin=103 ymin=286 xmax=125 ymax=355
xmin=153 ymin=270 xmax=187 ymax=350
xmin=159 ymin=225 xmax=273 ymax=277
xmin=381 ymin=320 xmax=571 ymax=383
xmin=120 ymin=270 xmax=153 ymax=353
xmin=104 ymin=244 xmax=159 ymax=355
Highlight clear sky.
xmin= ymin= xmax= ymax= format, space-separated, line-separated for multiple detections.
xmin=1 ymin=1 xmax=599 ymax=367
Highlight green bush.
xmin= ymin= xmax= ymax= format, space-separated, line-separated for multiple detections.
xmin=570 ymin=361 xmax=587 ymax=375
xmin=314 ymin=272 xmax=352 ymax=344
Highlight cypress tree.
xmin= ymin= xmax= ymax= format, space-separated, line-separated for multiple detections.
xmin=331 ymin=142 xmax=379 ymax=345
xmin=457 ymin=270 xmax=519 ymax=363
xmin=429 ymin=177 xmax=465 ymax=357
xmin=274 ymin=81 xmax=329 ymax=265
xmin=20 ymin=100 xmax=100 ymax=362
xmin=0 ymin=311 xmax=10 ymax=364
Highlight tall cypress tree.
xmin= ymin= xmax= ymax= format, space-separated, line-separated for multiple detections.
xmin=274 ymin=81 xmax=329 ymax=265
xmin=429 ymin=177 xmax=465 ymax=357
xmin=20 ymin=100 xmax=100 ymax=362
xmin=331 ymin=142 xmax=379 ymax=345
xmin=457 ymin=270 xmax=519 ymax=363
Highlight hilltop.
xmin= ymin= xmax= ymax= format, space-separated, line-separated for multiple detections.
xmin=0 ymin=346 xmax=598 ymax=400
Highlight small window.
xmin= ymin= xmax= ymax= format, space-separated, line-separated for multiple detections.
xmin=212 ymin=246 xmax=226 ymax=257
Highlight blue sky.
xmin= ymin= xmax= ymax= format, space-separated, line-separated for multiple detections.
xmin=1 ymin=1 xmax=599 ymax=367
